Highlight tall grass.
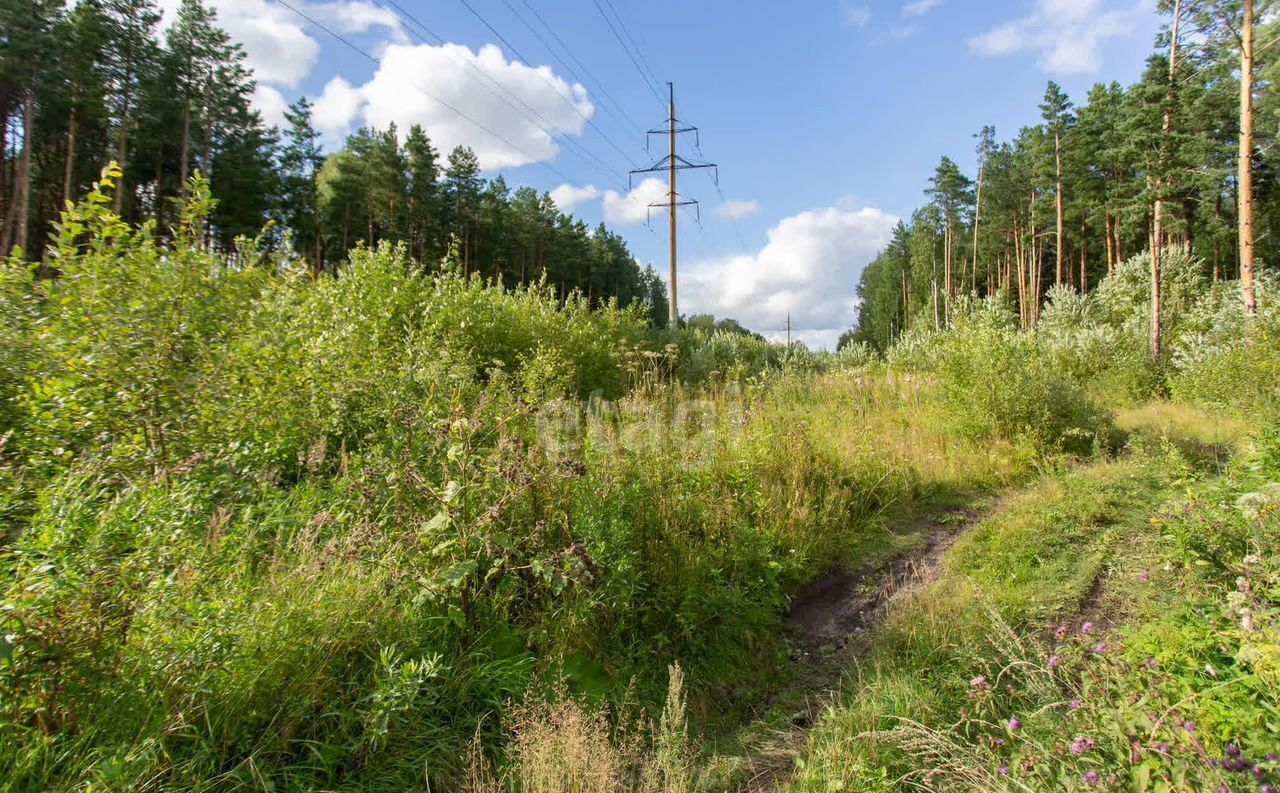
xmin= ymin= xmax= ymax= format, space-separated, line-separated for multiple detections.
xmin=0 ymin=173 xmax=1064 ymax=791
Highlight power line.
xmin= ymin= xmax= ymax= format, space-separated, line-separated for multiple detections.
xmin=371 ymin=0 xmax=622 ymax=182
xmin=600 ymin=0 xmax=664 ymax=95
xmin=451 ymin=0 xmax=642 ymax=170
xmin=273 ymin=0 xmax=583 ymax=186
xmin=504 ymin=0 xmax=649 ymax=147
xmin=590 ymin=0 xmax=667 ymax=111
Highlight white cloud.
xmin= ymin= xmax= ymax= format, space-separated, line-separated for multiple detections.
xmin=842 ymin=2 xmax=872 ymax=27
xmin=603 ymin=178 xmax=668 ymax=225
xmin=716 ymin=199 xmax=760 ymax=219
xmin=681 ymin=204 xmax=898 ymax=350
xmin=313 ymin=76 xmax=366 ymax=134
xmin=354 ymin=43 xmax=594 ymax=169
xmin=968 ymin=0 xmax=1148 ymax=75
xmin=902 ymin=0 xmax=943 ymax=15
xmin=252 ymin=83 xmax=288 ymax=128
xmin=153 ymin=0 xmax=403 ymax=90
xmin=550 ymin=183 xmax=600 ymax=211
xmin=310 ymin=0 xmax=405 ymax=38
xmin=155 ymin=0 xmax=321 ymax=88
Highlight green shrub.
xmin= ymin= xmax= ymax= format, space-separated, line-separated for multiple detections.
xmin=1169 ymin=273 xmax=1280 ymax=417
xmin=931 ymin=326 xmax=1109 ymax=452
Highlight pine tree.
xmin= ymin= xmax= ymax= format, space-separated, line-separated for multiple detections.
xmin=281 ymin=98 xmax=324 ymax=271
xmin=1040 ymin=82 xmax=1073 ymax=288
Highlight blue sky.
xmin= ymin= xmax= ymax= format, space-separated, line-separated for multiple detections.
xmin=168 ymin=0 xmax=1164 ymax=347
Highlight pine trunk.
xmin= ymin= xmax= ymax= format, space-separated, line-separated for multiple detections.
xmin=180 ymin=98 xmax=192 ymax=189
xmin=1240 ymin=0 xmax=1257 ymax=316
xmin=1054 ymin=128 xmax=1065 ymax=287
xmin=13 ymin=97 xmax=34 ymax=256
xmin=63 ymin=91 xmax=79 ymax=208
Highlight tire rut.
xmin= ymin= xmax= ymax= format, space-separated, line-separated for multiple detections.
xmin=730 ymin=502 xmax=991 ymax=791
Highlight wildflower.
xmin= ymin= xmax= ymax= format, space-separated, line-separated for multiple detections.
xmin=1183 ymin=720 xmax=1195 ymax=733
xmin=1090 ymin=642 xmax=1107 ymax=654
xmin=1055 ymin=625 xmax=1068 ymax=639
xmin=1081 ymin=621 xmax=1095 ymax=635
xmin=1008 ymin=717 xmax=1021 ymax=731
xmin=1267 ymin=752 xmax=1278 ymax=763
xmin=1083 ymin=770 xmax=1100 ymax=785
xmin=1070 ymin=735 xmax=1093 ymax=755
xmin=1139 ymin=572 xmax=1150 ymax=581
xmin=1155 ymin=742 xmax=1170 ymax=754
xmin=1069 ymin=699 xmax=1081 ymax=710
xmin=998 ymin=764 xmax=1009 ymax=777
xmin=1227 ymin=744 xmax=1239 ymax=757
xmin=969 ymin=675 xmax=988 ymax=689
xmin=1048 ymin=654 xmax=1062 ymax=669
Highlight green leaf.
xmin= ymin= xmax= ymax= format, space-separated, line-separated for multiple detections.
xmin=439 ymin=559 xmax=477 ymax=589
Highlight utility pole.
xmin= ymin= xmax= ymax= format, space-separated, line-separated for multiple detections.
xmin=786 ymin=312 xmax=792 ymax=348
xmin=630 ymin=82 xmax=717 ymax=328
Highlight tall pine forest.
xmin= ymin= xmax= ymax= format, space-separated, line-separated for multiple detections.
xmin=0 ymin=0 xmax=668 ymax=320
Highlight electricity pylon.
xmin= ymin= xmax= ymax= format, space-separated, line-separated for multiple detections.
xmin=629 ymin=83 xmax=717 ymax=328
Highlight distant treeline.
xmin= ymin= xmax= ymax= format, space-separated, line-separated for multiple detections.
xmin=848 ymin=2 xmax=1277 ymax=351
xmin=1 ymin=0 xmax=668 ymax=321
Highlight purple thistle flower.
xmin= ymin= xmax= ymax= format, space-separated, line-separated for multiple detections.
xmin=1070 ymin=735 xmax=1092 ymax=755
xmin=1083 ymin=770 xmax=1100 ymax=785
xmin=1069 ymin=699 xmax=1081 ymax=710
xmin=1268 ymin=752 xmax=1278 ymax=762
xmin=998 ymin=764 xmax=1009 ymax=776
xmin=1048 ymin=654 xmax=1062 ymax=669
xmin=1183 ymin=720 xmax=1195 ymax=733
xmin=1091 ymin=642 xmax=1107 ymax=654
xmin=969 ymin=675 xmax=987 ymax=688
xmin=1139 ymin=572 xmax=1150 ymax=581
xmin=1226 ymin=743 xmax=1239 ymax=757
xmin=1008 ymin=716 xmax=1021 ymax=731
xmin=1081 ymin=621 xmax=1095 ymax=635
xmin=1055 ymin=625 xmax=1068 ymax=639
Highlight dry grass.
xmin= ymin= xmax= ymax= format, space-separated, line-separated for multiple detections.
xmin=469 ymin=665 xmax=696 ymax=793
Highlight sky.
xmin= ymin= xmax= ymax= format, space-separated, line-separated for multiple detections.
xmin=160 ymin=0 xmax=1166 ymax=348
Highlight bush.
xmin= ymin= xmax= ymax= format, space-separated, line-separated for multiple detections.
xmin=932 ymin=326 xmax=1109 ymax=453
xmin=1169 ymin=273 xmax=1280 ymax=417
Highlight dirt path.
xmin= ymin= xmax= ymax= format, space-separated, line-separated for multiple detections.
xmin=728 ymin=502 xmax=991 ymax=790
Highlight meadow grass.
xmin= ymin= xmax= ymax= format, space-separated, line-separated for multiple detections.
xmin=782 ymin=405 xmax=1279 ymax=792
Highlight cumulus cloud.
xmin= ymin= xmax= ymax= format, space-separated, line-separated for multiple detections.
xmin=251 ymin=83 xmax=288 ymax=128
xmin=154 ymin=0 xmax=321 ymax=88
xmin=603 ymin=178 xmax=668 ymax=225
xmin=309 ymin=0 xmax=405 ymax=38
xmin=550 ymin=183 xmax=600 ymax=211
xmin=152 ymin=0 xmax=403 ymax=90
xmin=716 ymin=199 xmax=760 ymax=219
xmin=902 ymin=0 xmax=943 ymax=15
xmin=353 ymin=43 xmax=593 ymax=169
xmin=681 ymin=204 xmax=898 ymax=351
xmin=969 ymin=0 xmax=1148 ymax=75
xmin=313 ymin=76 xmax=366 ymax=134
